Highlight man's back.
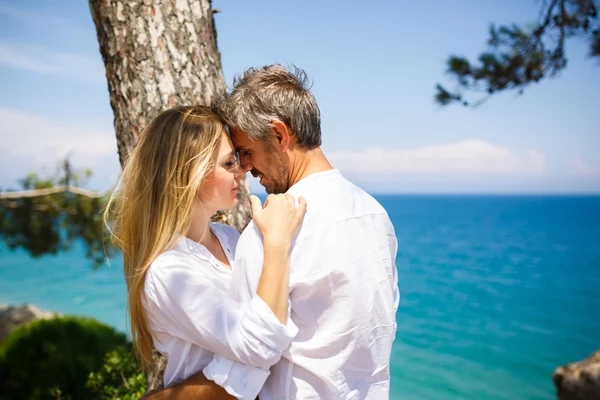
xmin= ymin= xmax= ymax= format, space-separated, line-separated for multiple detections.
xmin=234 ymin=170 xmax=399 ymax=399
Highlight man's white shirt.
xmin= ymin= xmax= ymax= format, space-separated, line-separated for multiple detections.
xmin=204 ymin=169 xmax=400 ymax=399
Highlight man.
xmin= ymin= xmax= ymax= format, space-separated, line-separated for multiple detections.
xmin=146 ymin=65 xmax=399 ymax=399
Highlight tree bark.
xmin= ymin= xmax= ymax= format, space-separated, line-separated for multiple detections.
xmin=89 ymin=0 xmax=252 ymax=391
xmin=89 ymin=0 xmax=225 ymax=164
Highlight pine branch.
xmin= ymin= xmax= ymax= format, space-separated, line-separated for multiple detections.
xmin=435 ymin=0 xmax=599 ymax=107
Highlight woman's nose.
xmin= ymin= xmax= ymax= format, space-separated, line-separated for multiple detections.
xmin=234 ymin=165 xmax=244 ymax=180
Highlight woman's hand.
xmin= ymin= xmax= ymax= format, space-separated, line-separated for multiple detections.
xmin=250 ymin=194 xmax=307 ymax=244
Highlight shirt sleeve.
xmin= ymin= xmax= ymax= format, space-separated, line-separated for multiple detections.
xmin=203 ymin=223 xmax=298 ymax=399
xmin=144 ymin=250 xmax=297 ymax=370
xmin=203 ymin=354 xmax=270 ymax=400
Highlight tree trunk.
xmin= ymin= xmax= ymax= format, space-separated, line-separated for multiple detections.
xmin=89 ymin=0 xmax=224 ymax=164
xmin=88 ymin=0 xmax=252 ymax=391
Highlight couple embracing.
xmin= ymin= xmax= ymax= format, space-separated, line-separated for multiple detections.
xmin=107 ymin=64 xmax=399 ymax=400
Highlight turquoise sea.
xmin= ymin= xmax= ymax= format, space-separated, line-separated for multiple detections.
xmin=1 ymin=195 xmax=599 ymax=399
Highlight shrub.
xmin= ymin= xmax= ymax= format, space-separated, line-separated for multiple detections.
xmin=0 ymin=316 xmax=128 ymax=400
xmin=86 ymin=345 xmax=147 ymax=399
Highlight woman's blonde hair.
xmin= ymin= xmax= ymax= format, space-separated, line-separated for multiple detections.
xmin=104 ymin=105 xmax=225 ymax=368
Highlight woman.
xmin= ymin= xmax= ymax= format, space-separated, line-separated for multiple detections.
xmin=105 ymin=106 xmax=305 ymax=396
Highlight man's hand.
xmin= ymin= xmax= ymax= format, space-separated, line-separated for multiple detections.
xmin=141 ymin=372 xmax=235 ymax=400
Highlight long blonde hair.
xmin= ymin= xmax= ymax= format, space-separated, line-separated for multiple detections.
xmin=104 ymin=105 xmax=225 ymax=368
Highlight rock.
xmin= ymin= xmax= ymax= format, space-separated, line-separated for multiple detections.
xmin=553 ymin=349 xmax=600 ymax=400
xmin=0 ymin=303 xmax=58 ymax=345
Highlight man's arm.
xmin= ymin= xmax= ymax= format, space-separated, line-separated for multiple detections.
xmin=142 ymin=372 xmax=235 ymax=400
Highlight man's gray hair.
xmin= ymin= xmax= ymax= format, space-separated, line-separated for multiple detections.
xmin=216 ymin=64 xmax=322 ymax=149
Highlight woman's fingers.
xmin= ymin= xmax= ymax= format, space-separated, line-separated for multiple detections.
xmin=263 ymin=193 xmax=276 ymax=208
xmin=251 ymin=193 xmax=308 ymax=240
xmin=285 ymin=194 xmax=295 ymax=207
xmin=291 ymin=196 xmax=307 ymax=231
xmin=250 ymin=195 xmax=263 ymax=219
xmin=297 ymin=196 xmax=307 ymax=216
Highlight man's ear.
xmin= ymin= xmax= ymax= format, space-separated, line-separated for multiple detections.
xmin=270 ymin=120 xmax=292 ymax=152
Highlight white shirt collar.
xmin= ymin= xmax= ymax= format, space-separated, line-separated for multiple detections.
xmin=175 ymin=223 xmax=233 ymax=265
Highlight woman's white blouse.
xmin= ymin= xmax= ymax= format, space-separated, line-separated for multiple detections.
xmin=143 ymin=222 xmax=297 ymax=391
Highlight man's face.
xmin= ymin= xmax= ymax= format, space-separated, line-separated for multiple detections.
xmin=230 ymin=128 xmax=289 ymax=194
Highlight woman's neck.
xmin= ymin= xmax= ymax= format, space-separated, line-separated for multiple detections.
xmin=186 ymin=205 xmax=215 ymax=244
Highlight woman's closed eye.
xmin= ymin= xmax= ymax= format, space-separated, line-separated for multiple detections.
xmin=223 ymin=155 xmax=240 ymax=170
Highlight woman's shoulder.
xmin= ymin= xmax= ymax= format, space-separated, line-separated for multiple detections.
xmin=146 ymin=240 xmax=206 ymax=282
xmin=145 ymin=242 xmax=214 ymax=301
xmin=210 ymin=222 xmax=240 ymax=237
xmin=210 ymin=222 xmax=241 ymax=246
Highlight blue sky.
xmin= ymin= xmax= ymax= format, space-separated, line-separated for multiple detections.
xmin=0 ymin=0 xmax=598 ymax=194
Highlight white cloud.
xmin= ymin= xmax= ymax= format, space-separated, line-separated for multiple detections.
xmin=245 ymin=141 xmax=600 ymax=194
xmin=0 ymin=40 xmax=105 ymax=83
xmin=568 ymin=156 xmax=599 ymax=178
xmin=0 ymin=108 xmax=120 ymax=190
xmin=1 ymin=111 xmax=597 ymax=195
xmin=0 ymin=42 xmax=55 ymax=73
xmin=328 ymin=139 xmax=547 ymax=177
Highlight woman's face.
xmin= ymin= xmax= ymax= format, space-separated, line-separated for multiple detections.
xmin=198 ymin=131 xmax=244 ymax=212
